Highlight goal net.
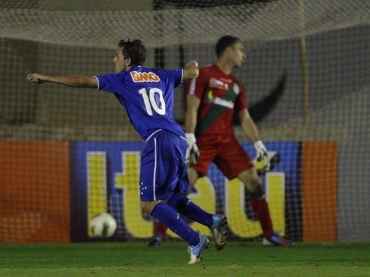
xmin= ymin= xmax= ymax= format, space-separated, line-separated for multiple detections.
xmin=1 ymin=0 xmax=369 ymax=243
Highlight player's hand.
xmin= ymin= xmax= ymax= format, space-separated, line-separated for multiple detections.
xmin=184 ymin=60 xmax=198 ymax=69
xmin=185 ymin=133 xmax=199 ymax=167
xmin=27 ymin=73 xmax=46 ymax=84
xmin=254 ymin=140 xmax=270 ymax=172
xmin=254 ymin=151 xmax=281 ymax=175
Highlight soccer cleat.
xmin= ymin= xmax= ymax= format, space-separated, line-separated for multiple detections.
xmin=188 ymin=235 xmax=210 ymax=264
xmin=262 ymin=232 xmax=295 ymax=246
xmin=148 ymin=233 xmax=162 ymax=246
xmin=210 ymin=215 xmax=227 ymax=251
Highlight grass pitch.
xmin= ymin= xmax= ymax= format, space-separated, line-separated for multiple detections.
xmin=0 ymin=241 xmax=369 ymax=277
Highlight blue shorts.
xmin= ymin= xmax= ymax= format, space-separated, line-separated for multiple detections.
xmin=139 ymin=130 xmax=190 ymax=202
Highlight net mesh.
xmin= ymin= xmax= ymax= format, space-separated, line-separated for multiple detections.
xmin=1 ymin=0 xmax=369 ymax=243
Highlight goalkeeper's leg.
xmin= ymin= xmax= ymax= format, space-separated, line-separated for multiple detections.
xmin=148 ymin=221 xmax=168 ymax=246
xmin=238 ymin=168 xmax=294 ymax=246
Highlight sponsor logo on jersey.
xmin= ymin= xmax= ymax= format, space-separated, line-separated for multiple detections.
xmin=214 ymin=97 xmax=234 ymax=109
xmin=210 ymin=78 xmax=229 ymax=90
xmin=130 ymin=71 xmax=160 ymax=82
xmin=206 ymin=90 xmax=234 ymax=109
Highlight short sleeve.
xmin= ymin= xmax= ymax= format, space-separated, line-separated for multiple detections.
xmin=94 ymin=73 xmax=120 ymax=93
xmin=173 ymin=69 xmax=183 ymax=87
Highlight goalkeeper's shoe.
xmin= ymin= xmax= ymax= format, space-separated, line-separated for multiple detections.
xmin=188 ymin=235 xmax=210 ymax=264
xmin=148 ymin=233 xmax=162 ymax=247
xmin=210 ymin=215 xmax=227 ymax=251
xmin=262 ymin=232 xmax=295 ymax=246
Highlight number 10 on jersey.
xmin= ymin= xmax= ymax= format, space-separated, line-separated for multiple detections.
xmin=139 ymin=88 xmax=166 ymax=115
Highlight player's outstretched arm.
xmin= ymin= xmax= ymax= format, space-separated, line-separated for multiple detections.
xmin=183 ymin=60 xmax=199 ymax=80
xmin=27 ymin=73 xmax=98 ymax=88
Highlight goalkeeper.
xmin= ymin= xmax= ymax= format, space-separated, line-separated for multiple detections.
xmin=149 ymin=35 xmax=294 ymax=247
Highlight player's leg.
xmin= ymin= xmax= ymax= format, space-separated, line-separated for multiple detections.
xmin=150 ymin=164 xmax=226 ymax=249
xmin=237 ymin=169 xmax=294 ymax=246
xmin=216 ymin=137 xmax=294 ymax=246
xmin=149 ymin=142 xmax=219 ymax=247
xmin=148 ymin=169 xmax=199 ymax=246
xmin=168 ymin=167 xmax=211 ymax=224
xmin=167 ymin=191 xmax=227 ymax=251
xmin=142 ymin=131 xmax=209 ymax=263
xmin=187 ymin=166 xmax=199 ymax=187
xmin=237 ymin=169 xmax=274 ymax=238
xmin=142 ymin=200 xmax=209 ymax=263
xmin=185 ymin=165 xmax=227 ymax=250
xmin=148 ymin=200 xmax=225 ymax=250
xmin=148 ymin=221 xmax=167 ymax=246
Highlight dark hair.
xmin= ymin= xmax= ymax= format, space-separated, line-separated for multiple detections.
xmin=118 ymin=39 xmax=147 ymax=66
xmin=215 ymin=35 xmax=241 ymax=58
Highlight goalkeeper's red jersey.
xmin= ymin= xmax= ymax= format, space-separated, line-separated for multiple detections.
xmin=187 ymin=64 xmax=248 ymax=140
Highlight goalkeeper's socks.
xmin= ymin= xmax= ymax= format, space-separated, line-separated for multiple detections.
xmin=168 ymin=194 xmax=213 ymax=227
xmin=151 ymin=202 xmax=199 ymax=245
xmin=248 ymin=195 xmax=274 ymax=238
xmin=154 ymin=221 xmax=168 ymax=238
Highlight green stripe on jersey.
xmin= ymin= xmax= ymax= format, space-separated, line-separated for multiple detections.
xmin=196 ymin=81 xmax=240 ymax=136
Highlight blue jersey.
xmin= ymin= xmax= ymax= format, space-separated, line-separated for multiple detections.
xmin=95 ymin=66 xmax=185 ymax=140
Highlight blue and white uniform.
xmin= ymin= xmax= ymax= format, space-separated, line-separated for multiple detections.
xmin=95 ymin=66 xmax=189 ymax=201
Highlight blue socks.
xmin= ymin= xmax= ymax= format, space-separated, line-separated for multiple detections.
xmin=168 ymin=194 xmax=213 ymax=228
xmin=151 ymin=202 xmax=199 ymax=245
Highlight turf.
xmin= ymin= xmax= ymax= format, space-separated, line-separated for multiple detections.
xmin=0 ymin=242 xmax=369 ymax=277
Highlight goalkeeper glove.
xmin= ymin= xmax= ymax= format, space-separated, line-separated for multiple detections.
xmin=185 ymin=133 xmax=199 ymax=166
xmin=254 ymin=151 xmax=281 ymax=175
xmin=254 ymin=140 xmax=270 ymax=173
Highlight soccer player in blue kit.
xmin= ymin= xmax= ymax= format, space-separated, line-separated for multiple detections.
xmin=27 ymin=39 xmax=226 ymax=264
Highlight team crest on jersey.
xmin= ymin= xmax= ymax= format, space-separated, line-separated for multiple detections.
xmin=130 ymin=71 xmax=160 ymax=82
xmin=233 ymin=83 xmax=240 ymax=94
